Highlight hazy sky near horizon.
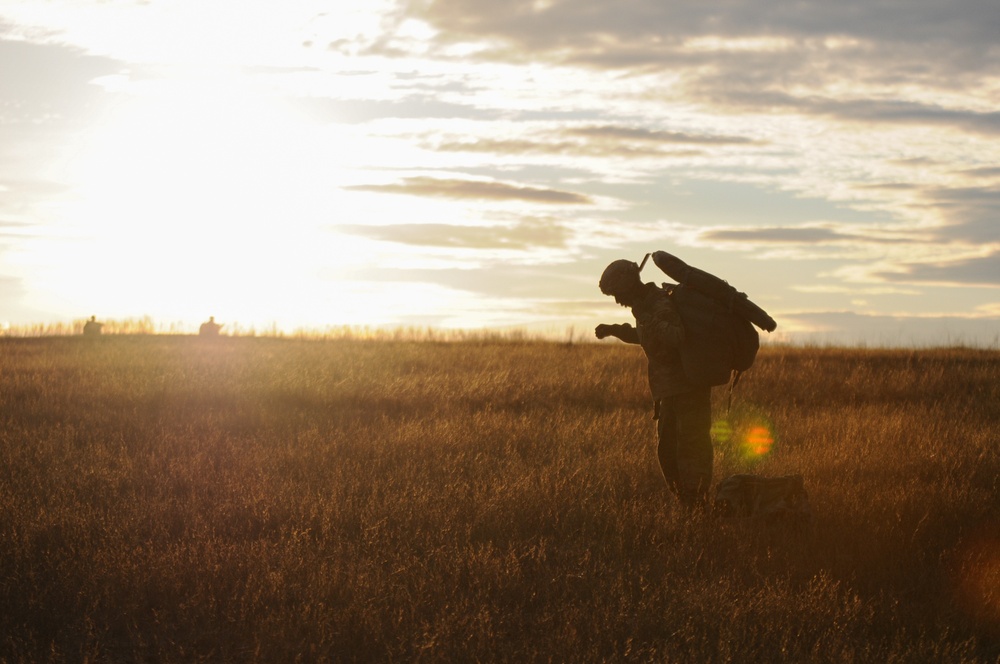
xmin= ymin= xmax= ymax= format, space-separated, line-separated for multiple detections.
xmin=1 ymin=0 xmax=998 ymax=345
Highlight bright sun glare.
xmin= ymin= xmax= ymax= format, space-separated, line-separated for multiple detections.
xmin=36 ymin=74 xmax=411 ymax=330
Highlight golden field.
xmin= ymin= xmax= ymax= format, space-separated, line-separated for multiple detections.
xmin=1 ymin=336 xmax=998 ymax=662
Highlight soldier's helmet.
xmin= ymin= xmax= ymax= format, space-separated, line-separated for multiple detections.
xmin=599 ymin=254 xmax=650 ymax=296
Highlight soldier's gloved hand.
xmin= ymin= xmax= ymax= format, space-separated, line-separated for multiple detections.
xmin=595 ymin=323 xmax=633 ymax=340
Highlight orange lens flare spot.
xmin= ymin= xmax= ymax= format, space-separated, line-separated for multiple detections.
xmin=743 ymin=425 xmax=774 ymax=458
xmin=714 ymin=409 xmax=776 ymax=462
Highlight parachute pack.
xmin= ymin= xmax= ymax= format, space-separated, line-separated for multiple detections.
xmin=650 ymin=251 xmax=777 ymax=388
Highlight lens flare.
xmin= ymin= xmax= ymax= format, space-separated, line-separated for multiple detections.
xmin=744 ymin=425 xmax=774 ymax=458
xmin=714 ymin=407 xmax=777 ymax=463
xmin=710 ymin=418 xmax=733 ymax=443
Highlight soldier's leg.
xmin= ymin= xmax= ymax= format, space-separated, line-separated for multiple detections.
xmin=673 ymin=387 xmax=713 ymax=506
xmin=656 ymin=398 xmax=680 ymax=496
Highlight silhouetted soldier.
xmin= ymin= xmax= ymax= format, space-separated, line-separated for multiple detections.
xmin=82 ymin=315 xmax=103 ymax=337
xmin=199 ymin=316 xmax=223 ymax=337
xmin=596 ymin=257 xmax=713 ymax=509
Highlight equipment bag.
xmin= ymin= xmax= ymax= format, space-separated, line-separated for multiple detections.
xmin=667 ymin=283 xmax=759 ymax=387
xmin=714 ymin=474 xmax=811 ymax=524
xmin=650 ymin=250 xmax=776 ymax=388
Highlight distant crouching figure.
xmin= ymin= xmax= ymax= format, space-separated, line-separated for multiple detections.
xmin=199 ymin=316 xmax=223 ymax=337
xmin=82 ymin=315 xmax=103 ymax=337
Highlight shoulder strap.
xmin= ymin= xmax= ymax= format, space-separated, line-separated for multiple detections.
xmin=727 ymin=370 xmax=744 ymax=414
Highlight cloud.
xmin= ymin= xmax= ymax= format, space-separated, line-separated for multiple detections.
xmin=0 ymin=220 xmax=34 ymax=239
xmin=712 ymin=92 xmax=1000 ymax=136
xmin=345 ymin=176 xmax=593 ymax=204
xmin=702 ymin=226 xmax=852 ymax=244
xmin=432 ymin=137 xmax=577 ymax=156
xmin=0 ymin=179 xmax=73 ymax=217
xmin=858 ymin=182 xmax=920 ymax=192
xmin=0 ymin=36 xmax=121 ymax=122
xmin=0 ymin=37 xmax=120 ymax=229
xmin=383 ymin=0 xmax=1000 ymax=139
xmin=0 ymin=274 xmax=26 ymax=302
xmin=393 ymin=0 xmax=999 ymax=71
xmin=397 ymin=0 xmax=991 ymax=46
xmin=345 ymin=264 xmax=587 ymax=299
xmin=430 ymin=137 xmax=707 ymax=159
xmin=961 ymin=167 xmax=1000 ymax=179
xmin=429 ymin=124 xmax=757 ymax=160
xmin=295 ymin=95 xmax=501 ymax=124
xmin=778 ymin=310 xmax=1000 ymax=347
xmin=876 ymin=254 xmax=1000 ymax=287
xmin=336 ymin=218 xmax=571 ymax=250
xmin=918 ymin=186 xmax=1000 ymax=244
xmin=566 ymin=125 xmax=758 ymax=146
xmin=792 ymin=284 xmax=921 ymax=296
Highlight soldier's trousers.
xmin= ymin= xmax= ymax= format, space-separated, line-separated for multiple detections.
xmin=656 ymin=387 xmax=713 ymax=506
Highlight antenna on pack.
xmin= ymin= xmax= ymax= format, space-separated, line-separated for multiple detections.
xmin=638 ymin=252 xmax=651 ymax=271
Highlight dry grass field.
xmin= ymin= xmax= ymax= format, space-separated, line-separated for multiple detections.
xmin=1 ymin=335 xmax=998 ymax=662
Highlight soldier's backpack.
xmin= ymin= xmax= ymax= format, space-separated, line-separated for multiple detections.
xmin=649 ymin=251 xmax=776 ymax=388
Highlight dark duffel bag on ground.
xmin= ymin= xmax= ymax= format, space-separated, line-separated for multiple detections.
xmin=714 ymin=474 xmax=811 ymax=523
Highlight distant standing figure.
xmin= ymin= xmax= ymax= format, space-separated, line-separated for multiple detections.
xmin=199 ymin=316 xmax=223 ymax=337
xmin=82 ymin=315 xmax=103 ymax=337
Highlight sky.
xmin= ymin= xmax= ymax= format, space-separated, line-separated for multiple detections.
xmin=1 ymin=0 xmax=998 ymax=346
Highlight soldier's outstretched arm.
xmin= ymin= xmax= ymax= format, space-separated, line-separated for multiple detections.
xmin=595 ymin=323 xmax=640 ymax=344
